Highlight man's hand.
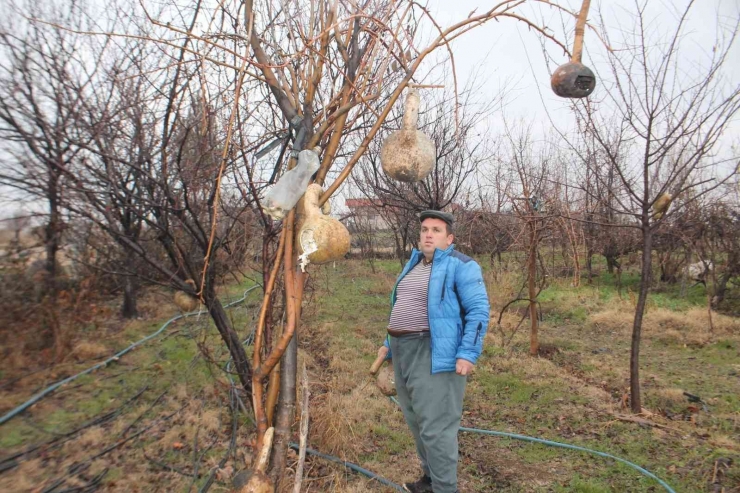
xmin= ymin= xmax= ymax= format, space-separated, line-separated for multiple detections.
xmin=370 ymin=346 xmax=390 ymax=375
xmin=378 ymin=345 xmax=389 ymax=360
xmin=456 ymin=359 xmax=474 ymax=376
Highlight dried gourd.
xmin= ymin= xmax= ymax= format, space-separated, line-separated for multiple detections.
xmin=380 ymin=89 xmax=435 ymax=182
xmin=295 ymin=184 xmax=350 ymax=272
xmin=551 ymin=0 xmax=596 ymax=98
xmin=376 ymin=364 xmax=396 ymax=397
xmin=173 ymin=279 xmax=199 ymax=312
xmin=652 ymin=193 xmax=673 ymax=219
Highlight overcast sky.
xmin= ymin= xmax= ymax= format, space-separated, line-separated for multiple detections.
xmin=3 ymin=0 xmax=738 ymax=221
xmin=423 ymin=0 xmax=740 ymax=135
xmin=334 ymin=0 xmax=740 ymax=208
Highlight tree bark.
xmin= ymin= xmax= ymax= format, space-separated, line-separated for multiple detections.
xmin=528 ymin=221 xmax=539 ymax=356
xmin=630 ymin=228 xmax=652 ymax=414
xmin=121 ymin=275 xmax=138 ymax=318
xmin=271 ymin=265 xmax=303 ymax=482
xmin=205 ymin=286 xmax=253 ymax=401
xmin=45 ymin=173 xmax=61 ymax=293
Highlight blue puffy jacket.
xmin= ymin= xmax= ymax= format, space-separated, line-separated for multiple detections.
xmin=383 ymin=244 xmax=490 ymax=373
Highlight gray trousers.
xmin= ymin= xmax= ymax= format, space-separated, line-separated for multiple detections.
xmin=390 ymin=333 xmax=466 ymax=493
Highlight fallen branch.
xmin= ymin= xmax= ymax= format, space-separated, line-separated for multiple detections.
xmin=292 ymin=363 xmax=310 ymax=493
xmin=144 ymin=453 xmax=200 ymax=478
xmin=612 ymin=414 xmax=683 ymax=433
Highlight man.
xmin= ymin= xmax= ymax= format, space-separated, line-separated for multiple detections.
xmin=377 ymin=210 xmax=490 ymax=493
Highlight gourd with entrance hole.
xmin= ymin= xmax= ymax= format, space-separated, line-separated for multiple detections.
xmin=295 ymin=184 xmax=350 ymax=271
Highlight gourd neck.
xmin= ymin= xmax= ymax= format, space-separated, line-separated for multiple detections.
xmin=401 ymin=89 xmax=420 ymax=130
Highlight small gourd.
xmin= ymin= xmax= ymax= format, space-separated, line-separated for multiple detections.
xmin=551 ymin=62 xmax=596 ymax=98
xmin=376 ymin=364 xmax=397 ymax=397
xmin=173 ymin=279 xmax=199 ymax=312
xmin=380 ymin=89 xmax=435 ymax=182
xmin=262 ymin=148 xmax=321 ymax=220
xmin=551 ymin=0 xmax=596 ymax=98
xmin=652 ymin=193 xmax=673 ymax=219
xmin=295 ymin=184 xmax=350 ymax=271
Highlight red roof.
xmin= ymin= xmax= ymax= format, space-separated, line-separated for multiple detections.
xmin=345 ymin=198 xmax=382 ymax=208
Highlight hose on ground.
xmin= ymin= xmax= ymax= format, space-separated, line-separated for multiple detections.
xmin=0 ymin=286 xmax=260 ymax=426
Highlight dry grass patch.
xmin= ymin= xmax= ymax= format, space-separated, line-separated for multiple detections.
xmin=77 ymin=425 xmax=106 ymax=448
xmin=590 ymin=304 xmax=740 ymax=345
xmin=310 ymin=383 xmax=390 ymax=459
xmin=70 ymin=341 xmax=109 ymax=361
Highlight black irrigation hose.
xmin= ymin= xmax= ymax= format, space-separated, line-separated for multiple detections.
xmin=288 ymin=442 xmax=405 ymax=492
xmin=0 ymin=286 xmax=260 ymax=426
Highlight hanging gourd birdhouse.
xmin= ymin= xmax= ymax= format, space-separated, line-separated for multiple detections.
xmin=551 ymin=62 xmax=596 ymax=98
xmin=295 ymin=184 xmax=351 ymax=272
xmin=652 ymin=193 xmax=673 ymax=219
xmin=262 ymin=148 xmax=321 ymax=220
xmin=551 ymin=0 xmax=596 ymax=99
xmin=380 ymin=89 xmax=435 ymax=182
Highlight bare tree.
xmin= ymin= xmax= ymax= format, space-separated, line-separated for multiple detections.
xmin=0 ymin=1 xmax=103 ymax=293
xmin=499 ymin=125 xmax=555 ymax=356
xmin=570 ymin=2 xmax=740 ymax=412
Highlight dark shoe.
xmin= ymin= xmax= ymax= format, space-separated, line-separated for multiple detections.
xmin=403 ymin=474 xmax=433 ymax=493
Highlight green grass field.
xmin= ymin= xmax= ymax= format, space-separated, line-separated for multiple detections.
xmin=0 ymin=259 xmax=738 ymax=492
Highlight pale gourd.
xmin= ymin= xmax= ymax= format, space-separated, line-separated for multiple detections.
xmin=376 ymin=364 xmax=397 ymax=397
xmin=380 ymin=89 xmax=435 ymax=182
xmin=295 ymin=184 xmax=350 ymax=271
xmin=652 ymin=193 xmax=673 ymax=219
xmin=173 ymin=279 xmax=199 ymax=312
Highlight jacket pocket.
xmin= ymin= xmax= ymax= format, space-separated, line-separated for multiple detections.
xmin=457 ymin=322 xmax=462 ymax=343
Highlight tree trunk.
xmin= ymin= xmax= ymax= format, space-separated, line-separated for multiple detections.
xmin=528 ymin=222 xmax=539 ymax=356
xmin=205 ymin=287 xmax=253 ymax=401
xmin=271 ymin=266 xmax=303 ymax=483
xmin=711 ymin=251 xmax=738 ymax=308
xmin=45 ymin=179 xmax=61 ymax=293
xmin=586 ymin=248 xmax=593 ymax=284
xmin=606 ymin=254 xmax=619 ymax=274
xmin=121 ymin=275 xmax=138 ymax=318
xmin=630 ymin=229 xmax=652 ymax=414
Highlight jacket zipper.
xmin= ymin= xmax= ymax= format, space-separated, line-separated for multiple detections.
xmin=427 ymin=252 xmax=435 ymax=370
xmin=473 ymin=322 xmax=482 ymax=345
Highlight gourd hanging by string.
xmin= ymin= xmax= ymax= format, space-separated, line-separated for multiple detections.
xmin=380 ymin=88 xmax=436 ymax=182
xmin=551 ymin=0 xmax=596 ymax=98
xmin=262 ymin=148 xmax=321 ymax=220
xmin=295 ymin=184 xmax=351 ymax=272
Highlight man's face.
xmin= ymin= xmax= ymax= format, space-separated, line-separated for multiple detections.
xmin=419 ymin=218 xmax=453 ymax=257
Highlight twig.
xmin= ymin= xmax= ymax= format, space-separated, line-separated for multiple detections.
xmin=120 ymin=389 xmax=168 ymax=438
xmin=292 ymin=363 xmax=310 ymax=493
xmin=612 ymin=414 xmax=682 ymax=433
xmin=144 ymin=453 xmax=200 ymax=478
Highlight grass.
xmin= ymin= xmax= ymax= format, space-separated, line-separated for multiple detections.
xmin=300 ymin=259 xmax=739 ymax=492
xmin=0 ymin=258 xmax=738 ymax=492
xmin=0 ymin=283 xmax=262 ymax=492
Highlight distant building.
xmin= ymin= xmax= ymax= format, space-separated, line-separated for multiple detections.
xmin=345 ymin=198 xmax=391 ymax=231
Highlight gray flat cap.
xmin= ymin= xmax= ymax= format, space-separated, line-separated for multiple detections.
xmin=419 ymin=210 xmax=454 ymax=226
